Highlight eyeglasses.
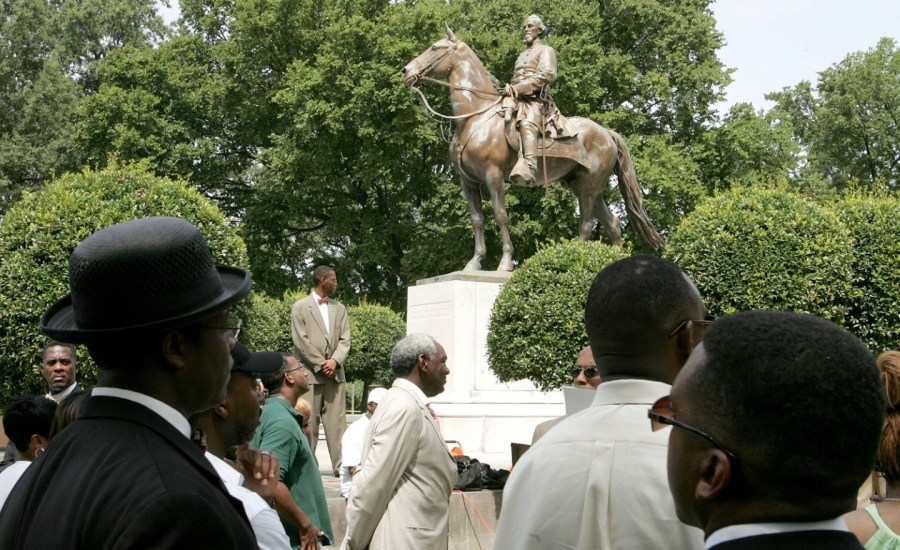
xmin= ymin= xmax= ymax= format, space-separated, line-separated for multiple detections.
xmin=567 ymin=365 xmax=600 ymax=379
xmin=198 ymin=316 xmax=242 ymax=339
xmin=667 ymin=316 xmax=716 ymax=339
xmin=648 ymin=395 xmax=738 ymax=461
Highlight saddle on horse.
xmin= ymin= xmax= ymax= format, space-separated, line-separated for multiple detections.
xmin=501 ymin=97 xmax=590 ymax=184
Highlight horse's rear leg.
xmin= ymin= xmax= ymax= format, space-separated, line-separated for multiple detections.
xmin=462 ymin=179 xmax=486 ymax=271
xmin=593 ymin=196 xmax=622 ymax=246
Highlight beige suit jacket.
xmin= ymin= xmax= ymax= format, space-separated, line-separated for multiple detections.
xmin=291 ymin=294 xmax=350 ymax=385
xmin=341 ymin=380 xmax=456 ymax=550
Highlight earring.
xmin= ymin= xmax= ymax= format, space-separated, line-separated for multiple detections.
xmin=35 ymin=447 xmax=44 ymax=457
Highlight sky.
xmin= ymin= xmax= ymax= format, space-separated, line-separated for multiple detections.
xmin=157 ymin=0 xmax=900 ymax=112
xmin=711 ymin=0 xmax=900 ymax=111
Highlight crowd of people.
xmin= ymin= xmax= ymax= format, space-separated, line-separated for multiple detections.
xmin=0 ymin=215 xmax=895 ymax=550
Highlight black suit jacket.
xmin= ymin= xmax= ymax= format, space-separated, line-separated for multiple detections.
xmin=0 ymin=396 xmax=258 ymax=549
xmin=710 ymin=530 xmax=864 ymax=549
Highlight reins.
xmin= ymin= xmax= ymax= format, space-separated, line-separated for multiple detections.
xmin=410 ymin=85 xmax=502 ymax=121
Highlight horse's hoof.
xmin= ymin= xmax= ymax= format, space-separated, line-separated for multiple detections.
xmin=464 ymin=259 xmax=482 ymax=271
xmin=496 ymin=261 xmax=514 ymax=272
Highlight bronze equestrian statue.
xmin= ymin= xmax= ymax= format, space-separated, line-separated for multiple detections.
xmin=402 ymin=18 xmax=665 ymax=271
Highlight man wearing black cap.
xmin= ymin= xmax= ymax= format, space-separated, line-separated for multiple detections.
xmin=0 ymin=217 xmax=258 ymax=549
xmin=191 ymin=342 xmax=310 ymax=550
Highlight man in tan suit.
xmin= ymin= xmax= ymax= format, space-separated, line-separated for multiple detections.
xmin=341 ymin=334 xmax=457 ymax=550
xmin=291 ymin=265 xmax=351 ymax=476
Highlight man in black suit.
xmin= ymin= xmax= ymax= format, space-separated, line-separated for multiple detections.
xmin=0 ymin=341 xmax=82 ymax=472
xmin=656 ymin=311 xmax=885 ymax=549
xmin=41 ymin=341 xmax=82 ymax=402
xmin=0 ymin=216 xmax=260 ymax=549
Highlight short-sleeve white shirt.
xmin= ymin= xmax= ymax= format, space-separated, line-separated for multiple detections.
xmin=206 ymin=452 xmax=291 ymax=550
xmin=340 ymin=415 xmax=370 ymax=497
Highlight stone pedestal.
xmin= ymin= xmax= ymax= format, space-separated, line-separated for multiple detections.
xmin=407 ymin=271 xmax=563 ymax=467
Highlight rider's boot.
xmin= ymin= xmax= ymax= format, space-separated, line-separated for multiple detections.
xmin=510 ymin=122 xmax=538 ymax=186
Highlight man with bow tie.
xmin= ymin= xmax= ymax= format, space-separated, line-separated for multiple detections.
xmin=290 ymin=265 xmax=351 ymax=477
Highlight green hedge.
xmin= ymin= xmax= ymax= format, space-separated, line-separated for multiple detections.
xmin=665 ymin=187 xmax=857 ymax=322
xmin=830 ymin=193 xmax=900 ymax=353
xmin=0 ymin=164 xmax=249 ymax=410
xmin=344 ymin=303 xmax=405 ymax=386
xmin=487 ymin=239 xmax=628 ymax=390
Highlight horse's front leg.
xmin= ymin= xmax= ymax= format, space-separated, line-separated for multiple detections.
xmin=461 ymin=178 xmax=486 ymax=271
xmin=486 ymin=173 xmax=514 ymax=271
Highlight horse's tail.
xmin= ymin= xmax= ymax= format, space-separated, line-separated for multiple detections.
xmin=609 ymin=130 xmax=666 ymax=252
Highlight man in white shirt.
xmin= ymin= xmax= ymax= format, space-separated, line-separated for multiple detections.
xmin=291 ymin=265 xmax=351 ymax=476
xmin=661 ymin=311 xmax=883 ymax=549
xmin=495 ymin=255 xmax=707 ymax=549
xmin=340 ymin=387 xmax=387 ymax=498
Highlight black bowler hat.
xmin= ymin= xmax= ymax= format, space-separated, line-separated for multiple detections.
xmin=41 ymin=217 xmax=252 ymax=343
xmin=231 ymin=342 xmax=283 ymax=374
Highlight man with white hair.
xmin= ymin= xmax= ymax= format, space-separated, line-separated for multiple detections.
xmin=340 ymin=387 xmax=387 ymax=498
xmin=341 ymin=334 xmax=457 ymax=550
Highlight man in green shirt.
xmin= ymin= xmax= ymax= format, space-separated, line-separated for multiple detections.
xmin=253 ymin=354 xmax=334 ymax=548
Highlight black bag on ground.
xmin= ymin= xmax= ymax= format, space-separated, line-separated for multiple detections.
xmin=454 ymin=456 xmax=509 ymax=491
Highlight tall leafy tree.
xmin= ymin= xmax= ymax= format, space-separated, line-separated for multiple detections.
xmin=0 ymin=0 xmax=169 ymax=211
xmin=769 ymin=37 xmax=899 ymax=192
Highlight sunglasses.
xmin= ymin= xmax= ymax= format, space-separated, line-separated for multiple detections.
xmin=648 ymin=395 xmax=738 ymax=461
xmin=567 ymin=365 xmax=600 ymax=379
xmin=667 ymin=316 xmax=716 ymax=339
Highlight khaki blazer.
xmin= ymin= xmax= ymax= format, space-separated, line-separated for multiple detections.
xmin=291 ymin=294 xmax=350 ymax=384
xmin=341 ymin=381 xmax=457 ymax=550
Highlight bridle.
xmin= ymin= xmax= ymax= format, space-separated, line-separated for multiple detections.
xmin=407 ymin=41 xmax=503 ymax=121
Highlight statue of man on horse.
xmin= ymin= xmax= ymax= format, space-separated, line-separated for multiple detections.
xmin=401 ymin=19 xmax=665 ymax=271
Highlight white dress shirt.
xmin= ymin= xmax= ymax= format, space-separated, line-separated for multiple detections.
xmin=311 ymin=290 xmax=329 ymax=334
xmin=92 ymin=387 xmax=191 ymax=438
xmin=46 ymin=382 xmax=78 ymax=403
xmin=206 ymin=452 xmax=291 ymax=550
xmin=494 ymin=379 xmax=704 ymax=550
xmin=705 ymin=518 xmax=849 ymax=549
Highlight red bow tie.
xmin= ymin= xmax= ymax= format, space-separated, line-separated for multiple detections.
xmin=318 ymin=297 xmax=329 ymax=305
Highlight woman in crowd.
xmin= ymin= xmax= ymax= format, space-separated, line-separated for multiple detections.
xmin=845 ymin=350 xmax=900 ymax=548
xmin=0 ymin=396 xmax=57 ymax=510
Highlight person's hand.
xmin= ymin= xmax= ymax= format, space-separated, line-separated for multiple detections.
xmin=298 ymin=517 xmax=325 ymax=550
xmin=503 ymin=83 xmax=518 ymax=98
xmin=235 ymin=444 xmax=279 ymax=490
xmin=322 ymin=358 xmax=338 ymax=377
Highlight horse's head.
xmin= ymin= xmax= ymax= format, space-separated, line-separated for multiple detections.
xmin=401 ymin=25 xmax=461 ymax=87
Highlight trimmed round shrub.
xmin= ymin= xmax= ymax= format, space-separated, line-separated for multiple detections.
xmin=830 ymin=194 xmax=900 ymax=354
xmin=344 ymin=303 xmax=406 ymax=386
xmin=487 ymin=239 xmax=628 ymax=391
xmin=239 ymin=291 xmax=294 ymax=354
xmin=665 ymin=187 xmax=857 ymax=322
xmin=0 ymin=164 xmax=249 ymax=410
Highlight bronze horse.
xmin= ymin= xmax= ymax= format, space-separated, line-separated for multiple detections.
xmin=401 ymin=28 xmax=664 ymax=271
